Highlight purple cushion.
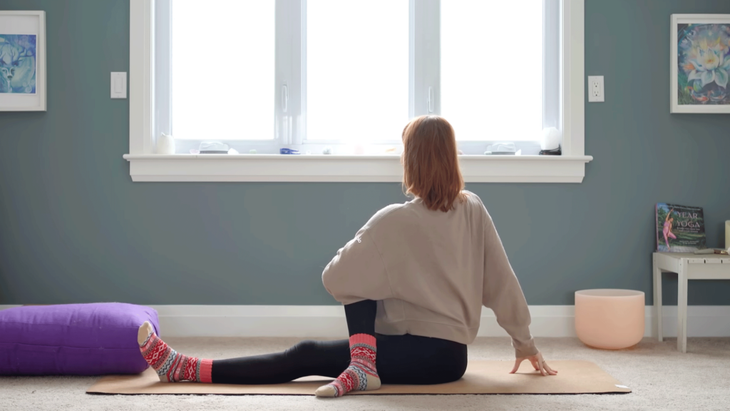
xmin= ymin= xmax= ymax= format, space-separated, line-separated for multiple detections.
xmin=0 ymin=303 xmax=159 ymax=376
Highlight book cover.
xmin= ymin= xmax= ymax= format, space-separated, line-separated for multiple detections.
xmin=656 ymin=203 xmax=706 ymax=252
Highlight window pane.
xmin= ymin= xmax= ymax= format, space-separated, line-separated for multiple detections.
xmin=172 ymin=0 xmax=274 ymax=140
xmin=441 ymin=1 xmax=543 ymax=141
xmin=307 ymin=0 xmax=409 ymax=142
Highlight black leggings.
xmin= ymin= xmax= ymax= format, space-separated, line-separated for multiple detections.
xmin=212 ymin=300 xmax=468 ymax=385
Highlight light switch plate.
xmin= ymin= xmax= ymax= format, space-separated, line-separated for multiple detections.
xmin=111 ymin=72 xmax=127 ymax=99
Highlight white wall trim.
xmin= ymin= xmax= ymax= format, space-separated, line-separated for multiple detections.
xmin=147 ymin=305 xmax=730 ymax=338
xmin=126 ymin=0 xmax=591 ymax=183
xmin=129 ymin=0 xmax=154 ymax=155
xmin=2 ymin=304 xmax=727 ymax=338
xmin=561 ymin=0 xmax=585 ymax=157
xmin=123 ymin=154 xmax=593 ymax=183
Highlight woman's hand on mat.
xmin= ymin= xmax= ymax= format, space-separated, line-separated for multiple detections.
xmin=510 ymin=352 xmax=558 ymax=376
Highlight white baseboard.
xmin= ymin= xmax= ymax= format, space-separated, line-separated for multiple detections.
xmin=3 ymin=305 xmax=729 ymax=339
xmin=149 ymin=305 xmax=730 ymax=339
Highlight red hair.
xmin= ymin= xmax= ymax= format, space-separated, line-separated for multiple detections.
xmin=401 ymin=115 xmax=465 ymax=212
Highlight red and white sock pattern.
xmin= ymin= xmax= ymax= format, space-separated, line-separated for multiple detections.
xmin=139 ymin=331 xmax=212 ymax=383
xmin=324 ymin=334 xmax=380 ymax=397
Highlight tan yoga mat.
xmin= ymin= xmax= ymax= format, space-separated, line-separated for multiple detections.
xmin=87 ymin=360 xmax=631 ymax=395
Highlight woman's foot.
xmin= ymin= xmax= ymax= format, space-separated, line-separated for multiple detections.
xmin=314 ymin=363 xmax=381 ymax=397
xmin=315 ymin=334 xmax=381 ymax=397
xmin=137 ymin=321 xmax=213 ymax=383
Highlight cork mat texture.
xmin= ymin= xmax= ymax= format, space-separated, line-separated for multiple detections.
xmin=87 ymin=360 xmax=631 ymax=395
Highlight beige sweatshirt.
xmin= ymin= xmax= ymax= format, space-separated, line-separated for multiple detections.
xmin=322 ymin=191 xmax=538 ymax=358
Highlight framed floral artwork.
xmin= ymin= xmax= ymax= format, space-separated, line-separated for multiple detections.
xmin=671 ymin=14 xmax=730 ymax=114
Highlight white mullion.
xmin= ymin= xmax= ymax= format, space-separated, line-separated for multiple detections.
xmin=560 ymin=0 xmax=584 ymax=157
xmin=543 ymin=0 xmax=560 ymax=130
xmin=155 ymin=0 xmax=172 ymax=150
xmin=275 ymin=0 xmax=288 ymax=146
xmin=130 ymin=0 xmax=154 ymax=155
xmin=299 ymin=0 xmax=307 ymax=144
xmin=275 ymin=0 xmax=302 ymax=147
xmin=408 ymin=0 xmax=416 ymax=118
xmin=412 ymin=0 xmax=440 ymax=117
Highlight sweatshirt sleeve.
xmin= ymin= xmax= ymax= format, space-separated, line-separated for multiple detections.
xmin=322 ymin=228 xmax=394 ymax=305
xmin=481 ymin=209 xmax=538 ymax=358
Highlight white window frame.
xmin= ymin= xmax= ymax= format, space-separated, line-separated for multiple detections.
xmin=124 ymin=0 xmax=592 ymax=183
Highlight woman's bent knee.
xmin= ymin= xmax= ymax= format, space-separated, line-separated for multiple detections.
xmin=436 ymin=347 xmax=468 ymax=383
xmin=444 ymin=360 xmax=467 ymax=383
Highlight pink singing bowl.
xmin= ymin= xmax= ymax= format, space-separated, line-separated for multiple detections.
xmin=575 ymin=289 xmax=645 ymax=350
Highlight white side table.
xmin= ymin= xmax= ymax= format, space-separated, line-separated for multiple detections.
xmin=653 ymin=252 xmax=730 ymax=352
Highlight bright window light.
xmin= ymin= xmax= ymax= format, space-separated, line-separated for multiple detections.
xmin=171 ymin=0 xmax=275 ymax=140
xmin=306 ymin=0 xmax=409 ymax=142
xmin=441 ymin=1 xmax=543 ymax=142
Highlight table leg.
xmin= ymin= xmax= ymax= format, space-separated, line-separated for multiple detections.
xmin=677 ymin=267 xmax=688 ymax=353
xmin=653 ymin=255 xmax=663 ymax=342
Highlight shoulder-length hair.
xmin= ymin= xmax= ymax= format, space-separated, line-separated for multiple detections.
xmin=401 ymin=115 xmax=465 ymax=212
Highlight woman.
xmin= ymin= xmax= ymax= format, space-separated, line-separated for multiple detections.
xmin=136 ymin=115 xmax=557 ymax=398
xmin=663 ymin=208 xmax=676 ymax=250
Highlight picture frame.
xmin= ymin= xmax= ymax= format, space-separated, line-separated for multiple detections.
xmin=0 ymin=10 xmax=46 ymax=111
xmin=670 ymin=14 xmax=730 ymax=114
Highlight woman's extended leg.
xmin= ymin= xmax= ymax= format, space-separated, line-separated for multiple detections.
xmin=137 ymin=321 xmax=350 ymax=384
xmin=212 ymin=339 xmax=350 ymax=384
xmin=316 ymin=299 xmax=380 ymax=397
xmin=136 ymin=300 xmax=379 ymax=386
xmin=137 ymin=303 xmax=467 ymax=387
xmin=218 ymin=299 xmax=379 ymax=389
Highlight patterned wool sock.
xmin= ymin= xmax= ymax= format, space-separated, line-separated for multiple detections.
xmin=315 ymin=333 xmax=381 ymax=397
xmin=137 ymin=321 xmax=213 ymax=383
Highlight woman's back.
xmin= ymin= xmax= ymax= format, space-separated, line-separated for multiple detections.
xmin=365 ymin=192 xmax=486 ymax=343
xmin=322 ymin=190 xmax=536 ymax=356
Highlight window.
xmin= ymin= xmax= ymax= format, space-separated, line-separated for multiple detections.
xmin=169 ymin=1 xmax=275 ymax=142
xmin=307 ymin=0 xmax=409 ymax=144
xmin=441 ymin=1 xmax=544 ymax=142
xmin=126 ymin=0 xmax=591 ymax=182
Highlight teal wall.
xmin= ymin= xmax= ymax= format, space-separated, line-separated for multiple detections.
xmin=1 ymin=0 xmax=729 ymax=306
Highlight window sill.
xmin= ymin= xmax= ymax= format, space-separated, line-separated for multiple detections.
xmin=123 ymin=154 xmax=592 ymax=183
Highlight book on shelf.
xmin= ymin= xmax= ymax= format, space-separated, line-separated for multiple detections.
xmin=656 ymin=203 xmax=706 ymax=253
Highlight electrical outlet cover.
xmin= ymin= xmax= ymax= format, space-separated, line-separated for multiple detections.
xmin=588 ymin=76 xmax=604 ymax=102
